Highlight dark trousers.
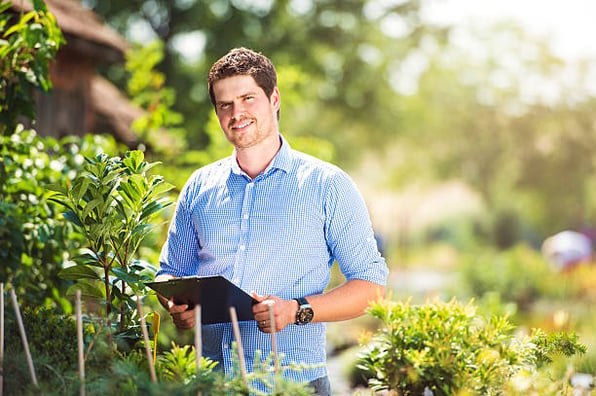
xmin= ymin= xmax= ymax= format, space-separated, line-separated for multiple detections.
xmin=309 ymin=376 xmax=331 ymax=396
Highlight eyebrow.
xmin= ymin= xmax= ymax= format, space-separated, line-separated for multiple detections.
xmin=216 ymin=91 xmax=259 ymax=106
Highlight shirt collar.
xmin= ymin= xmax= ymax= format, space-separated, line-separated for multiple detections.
xmin=229 ymin=134 xmax=292 ymax=178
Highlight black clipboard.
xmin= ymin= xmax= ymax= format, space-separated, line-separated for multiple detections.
xmin=145 ymin=275 xmax=256 ymax=324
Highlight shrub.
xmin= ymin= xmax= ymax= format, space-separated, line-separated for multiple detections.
xmin=456 ymin=244 xmax=578 ymax=311
xmin=357 ymin=297 xmax=586 ymax=395
xmin=4 ymin=305 xmax=315 ymax=395
xmin=48 ymin=150 xmax=174 ymax=340
xmin=0 ymin=128 xmax=125 ymax=312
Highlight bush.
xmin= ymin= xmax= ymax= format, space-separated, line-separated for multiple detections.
xmin=357 ymin=297 xmax=586 ymax=395
xmin=4 ymin=303 xmax=316 ymax=395
xmin=456 ymin=244 xmax=581 ymax=311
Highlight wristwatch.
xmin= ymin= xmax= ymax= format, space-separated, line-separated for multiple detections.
xmin=294 ymin=297 xmax=314 ymax=325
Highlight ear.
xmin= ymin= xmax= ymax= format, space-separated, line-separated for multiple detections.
xmin=270 ymin=86 xmax=281 ymax=111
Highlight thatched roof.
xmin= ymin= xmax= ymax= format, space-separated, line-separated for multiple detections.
xmin=11 ymin=0 xmax=130 ymax=63
xmin=89 ymin=74 xmax=143 ymax=147
xmin=10 ymin=0 xmax=180 ymax=151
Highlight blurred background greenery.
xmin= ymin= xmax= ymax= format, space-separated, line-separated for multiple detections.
xmin=82 ymin=0 xmax=596 ymax=362
xmin=2 ymin=0 xmax=595 ymax=392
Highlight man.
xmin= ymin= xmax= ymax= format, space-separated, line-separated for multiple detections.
xmin=156 ymin=47 xmax=388 ymax=395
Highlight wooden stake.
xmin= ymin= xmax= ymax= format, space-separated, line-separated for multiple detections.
xmin=194 ymin=305 xmax=202 ymax=396
xmin=76 ymin=290 xmax=85 ymax=396
xmin=136 ymin=295 xmax=157 ymax=384
xmin=10 ymin=289 xmax=37 ymax=386
xmin=194 ymin=305 xmax=202 ymax=369
xmin=264 ymin=300 xmax=279 ymax=374
xmin=229 ymin=307 xmax=247 ymax=382
xmin=1 ymin=283 xmax=4 ymax=396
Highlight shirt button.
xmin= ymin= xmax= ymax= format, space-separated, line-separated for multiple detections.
xmin=239 ymin=244 xmax=246 ymax=251
xmin=233 ymin=277 xmax=240 ymax=284
xmin=243 ymin=214 xmax=249 ymax=219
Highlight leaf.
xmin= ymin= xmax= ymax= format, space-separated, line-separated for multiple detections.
xmin=0 ymin=3 xmax=12 ymax=14
xmin=140 ymin=197 xmax=173 ymax=221
xmin=81 ymin=198 xmax=102 ymax=221
xmin=62 ymin=210 xmax=83 ymax=227
xmin=66 ymin=280 xmax=105 ymax=299
xmin=72 ymin=177 xmax=91 ymax=204
xmin=47 ymin=196 xmax=74 ymax=211
xmin=73 ymin=248 xmax=104 ymax=267
xmin=45 ymin=182 xmax=69 ymax=195
xmin=123 ymin=150 xmax=144 ymax=173
xmin=111 ymin=267 xmax=142 ymax=284
xmin=58 ymin=265 xmax=100 ymax=280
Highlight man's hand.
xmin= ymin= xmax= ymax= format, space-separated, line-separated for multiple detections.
xmin=251 ymin=293 xmax=298 ymax=334
xmin=167 ymin=299 xmax=195 ymax=330
xmin=154 ymin=274 xmax=195 ymax=330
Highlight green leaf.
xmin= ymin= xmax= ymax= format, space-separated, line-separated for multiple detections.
xmin=32 ymin=0 xmax=49 ymax=12
xmin=58 ymin=265 xmax=100 ymax=280
xmin=81 ymin=197 xmax=102 ymax=220
xmin=47 ymin=196 xmax=74 ymax=211
xmin=44 ymin=182 xmax=69 ymax=196
xmin=72 ymin=176 xmax=91 ymax=203
xmin=62 ymin=210 xmax=83 ymax=227
xmin=73 ymin=248 xmax=103 ymax=267
xmin=110 ymin=267 xmax=143 ymax=284
xmin=140 ymin=197 xmax=172 ymax=221
xmin=66 ymin=280 xmax=105 ymax=299
xmin=123 ymin=150 xmax=144 ymax=172
xmin=0 ymin=3 xmax=12 ymax=14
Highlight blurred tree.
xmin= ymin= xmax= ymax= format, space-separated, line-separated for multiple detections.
xmin=83 ymin=0 xmax=448 ymax=166
xmin=389 ymin=23 xmax=596 ymax=241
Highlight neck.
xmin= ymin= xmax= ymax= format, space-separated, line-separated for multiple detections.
xmin=236 ymin=134 xmax=281 ymax=179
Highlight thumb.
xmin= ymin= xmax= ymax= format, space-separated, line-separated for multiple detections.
xmin=251 ymin=291 xmax=267 ymax=302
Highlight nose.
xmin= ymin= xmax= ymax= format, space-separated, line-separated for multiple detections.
xmin=231 ymin=101 xmax=246 ymax=119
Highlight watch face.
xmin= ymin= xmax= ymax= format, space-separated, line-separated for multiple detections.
xmin=298 ymin=306 xmax=314 ymax=324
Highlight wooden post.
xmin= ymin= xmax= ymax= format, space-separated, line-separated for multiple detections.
xmin=194 ymin=305 xmax=202 ymax=369
xmin=265 ymin=300 xmax=279 ymax=374
xmin=229 ymin=307 xmax=247 ymax=383
xmin=10 ymin=290 xmax=37 ymax=386
xmin=194 ymin=305 xmax=202 ymax=396
xmin=1 ymin=283 xmax=4 ymax=396
xmin=76 ymin=290 xmax=85 ymax=396
xmin=136 ymin=295 xmax=157 ymax=384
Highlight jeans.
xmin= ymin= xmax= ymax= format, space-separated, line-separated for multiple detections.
xmin=309 ymin=375 xmax=331 ymax=396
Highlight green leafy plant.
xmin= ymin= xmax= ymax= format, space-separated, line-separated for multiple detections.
xmin=48 ymin=150 xmax=174 ymax=341
xmin=0 ymin=0 xmax=64 ymax=133
xmin=457 ymin=244 xmax=584 ymax=311
xmin=357 ymin=297 xmax=586 ymax=396
xmin=0 ymin=128 xmax=126 ymax=311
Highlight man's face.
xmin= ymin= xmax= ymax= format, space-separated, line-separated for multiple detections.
xmin=212 ymin=75 xmax=280 ymax=150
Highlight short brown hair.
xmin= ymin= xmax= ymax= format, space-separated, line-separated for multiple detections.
xmin=207 ymin=47 xmax=278 ymax=108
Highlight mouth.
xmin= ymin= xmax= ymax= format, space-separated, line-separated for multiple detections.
xmin=230 ymin=119 xmax=253 ymax=131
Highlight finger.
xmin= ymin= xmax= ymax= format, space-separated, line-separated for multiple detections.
xmin=257 ymin=320 xmax=270 ymax=333
xmin=250 ymin=291 xmax=267 ymax=302
xmin=168 ymin=301 xmax=189 ymax=314
xmin=173 ymin=310 xmax=196 ymax=328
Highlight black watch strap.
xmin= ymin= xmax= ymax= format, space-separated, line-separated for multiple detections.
xmin=295 ymin=297 xmax=309 ymax=306
xmin=294 ymin=297 xmax=314 ymax=325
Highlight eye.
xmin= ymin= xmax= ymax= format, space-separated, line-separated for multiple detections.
xmin=244 ymin=95 xmax=255 ymax=102
xmin=217 ymin=102 xmax=231 ymax=110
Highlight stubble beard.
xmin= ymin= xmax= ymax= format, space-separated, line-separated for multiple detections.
xmin=227 ymin=117 xmax=274 ymax=150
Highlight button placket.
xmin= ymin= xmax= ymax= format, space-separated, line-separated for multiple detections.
xmin=232 ymin=181 xmax=254 ymax=285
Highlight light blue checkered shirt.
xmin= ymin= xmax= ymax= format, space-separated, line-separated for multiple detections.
xmin=158 ymin=135 xmax=388 ymax=388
